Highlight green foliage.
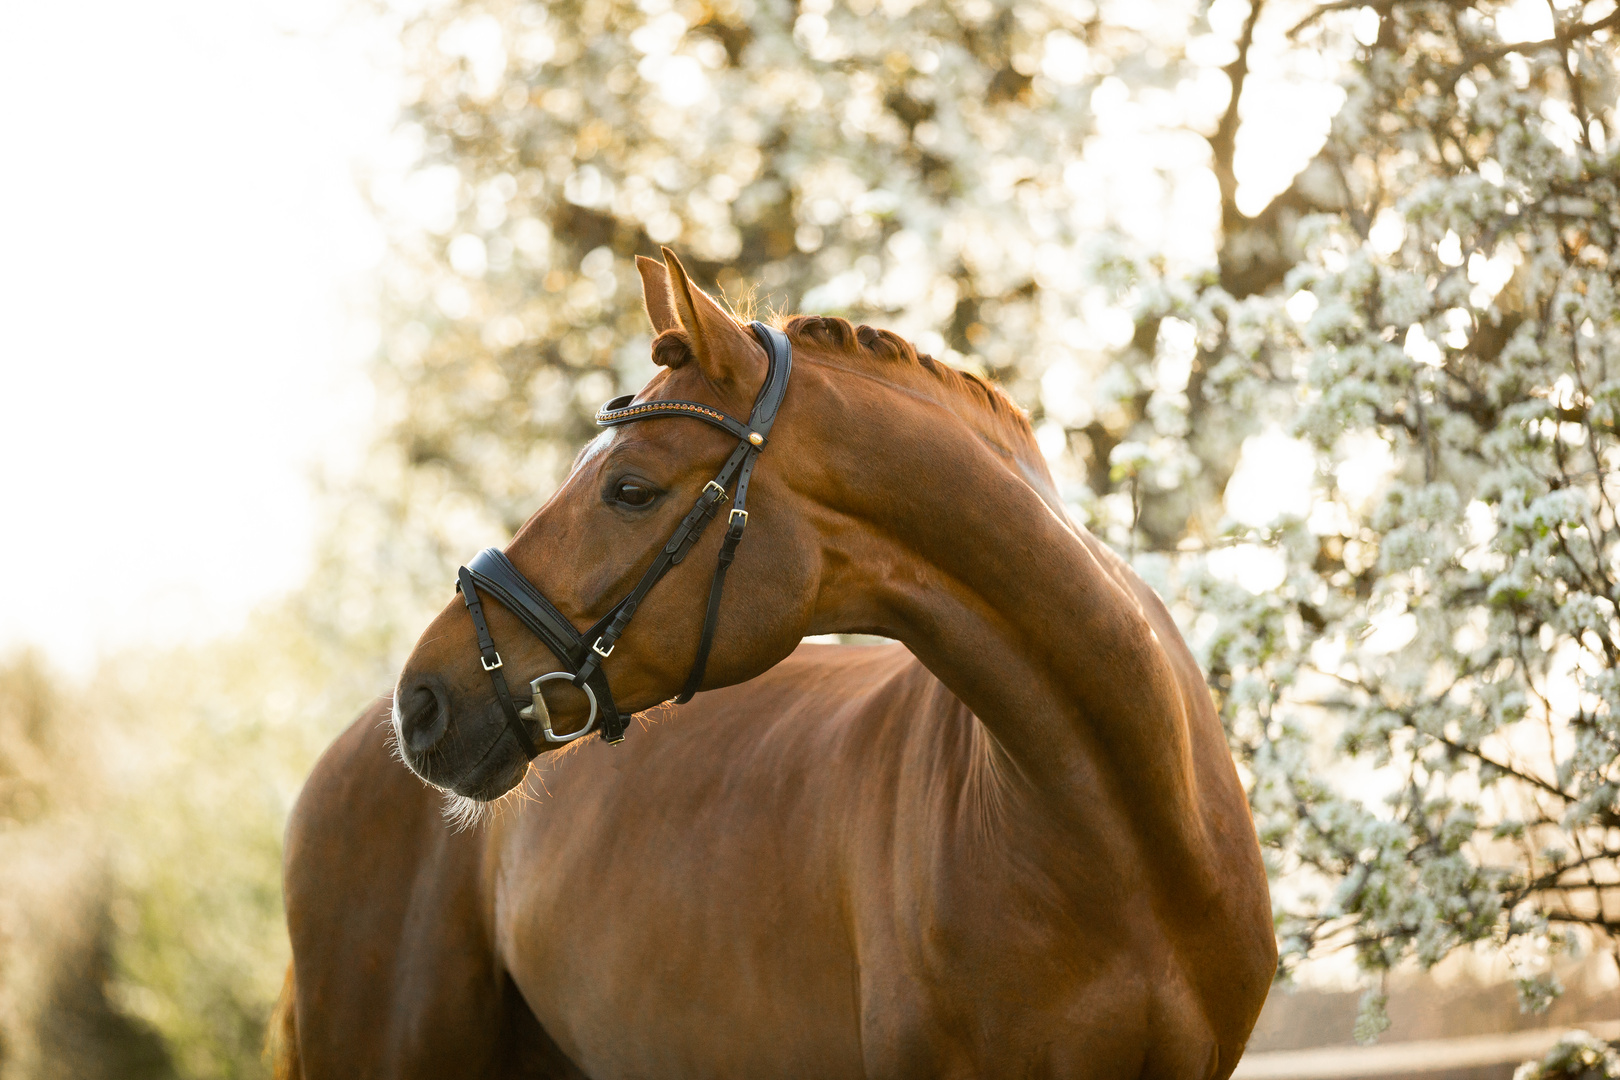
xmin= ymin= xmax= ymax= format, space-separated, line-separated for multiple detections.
xmin=0 ymin=586 xmax=419 ymax=1078
xmin=101 ymin=592 xmax=431 ymax=1077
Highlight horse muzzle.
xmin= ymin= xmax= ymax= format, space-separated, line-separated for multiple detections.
xmin=392 ymin=672 xmax=531 ymax=798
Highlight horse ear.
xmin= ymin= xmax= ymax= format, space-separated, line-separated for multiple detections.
xmin=636 ymin=255 xmax=679 ymax=333
xmin=661 ymin=247 xmax=765 ymax=392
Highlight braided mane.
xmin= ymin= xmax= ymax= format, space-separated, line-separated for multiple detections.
xmin=775 ymin=314 xmax=1038 ymax=462
xmin=646 ymin=307 xmax=1037 ymax=458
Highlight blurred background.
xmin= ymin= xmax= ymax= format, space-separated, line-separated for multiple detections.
xmin=1 ymin=0 xmax=1617 ymax=1075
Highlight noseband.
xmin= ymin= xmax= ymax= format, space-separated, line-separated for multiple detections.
xmin=453 ymin=322 xmax=793 ymax=754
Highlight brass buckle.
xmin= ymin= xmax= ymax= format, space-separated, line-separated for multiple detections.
xmin=482 ymin=653 xmax=503 ymax=671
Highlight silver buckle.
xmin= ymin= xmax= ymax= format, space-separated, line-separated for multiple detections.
xmin=527 ymin=671 xmax=599 ymax=743
xmin=482 ymin=653 xmax=503 ymax=671
xmin=729 ymin=508 xmax=748 ymax=527
xmin=592 ymin=637 xmax=615 ymax=659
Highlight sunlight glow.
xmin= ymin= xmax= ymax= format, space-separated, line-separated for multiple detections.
xmin=1230 ymin=7 xmax=1349 ymax=217
xmin=0 ymin=0 xmax=1362 ymax=672
xmin=1207 ymin=543 xmax=1288 ymax=593
xmin=1364 ymin=604 xmax=1417 ymax=654
xmin=0 ymin=1 xmax=391 ymax=669
xmin=1494 ymin=0 xmax=1555 ymax=43
xmin=1334 ymin=432 xmax=1396 ymax=505
xmin=1368 ymin=209 xmax=1405 ymax=256
xmin=1225 ymin=430 xmax=1316 ymax=525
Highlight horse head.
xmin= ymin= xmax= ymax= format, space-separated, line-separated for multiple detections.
xmin=394 ymin=250 xmax=863 ymax=800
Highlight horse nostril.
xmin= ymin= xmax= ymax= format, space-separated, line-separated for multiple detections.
xmin=400 ymin=682 xmax=449 ymax=754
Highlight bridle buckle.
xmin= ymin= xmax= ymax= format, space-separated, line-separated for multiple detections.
xmin=482 ymin=653 xmax=503 ymax=671
xmin=529 ymin=671 xmax=600 ymax=743
xmin=703 ymin=480 xmax=727 ymax=500
xmin=728 ymin=508 xmax=748 ymax=528
xmin=592 ymin=637 xmax=615 ymax=659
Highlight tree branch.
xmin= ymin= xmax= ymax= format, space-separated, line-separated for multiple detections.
xmin=1208 ymin=0 xmax=1266 ymax=236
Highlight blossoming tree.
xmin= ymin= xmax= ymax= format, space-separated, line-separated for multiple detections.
xmin=365 ymin=0 xmax=1620 ymax=1033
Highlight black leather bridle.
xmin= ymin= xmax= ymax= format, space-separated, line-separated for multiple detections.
xmin=453 ymin=322 xmax=793 ymax=753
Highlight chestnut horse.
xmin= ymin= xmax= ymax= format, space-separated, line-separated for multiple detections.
xmin=280 ymin=250 xmax=1275 ymax=1078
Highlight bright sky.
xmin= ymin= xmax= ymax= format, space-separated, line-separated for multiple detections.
xmin=0 ymin=0 xmax=394 ymax=670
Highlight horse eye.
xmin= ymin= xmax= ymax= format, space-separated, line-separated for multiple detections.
xmin=614 ymin=480 xmax=656 ymax=507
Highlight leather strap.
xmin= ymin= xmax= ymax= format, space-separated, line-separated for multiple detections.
xmin=596 ymin=397 xmax=760 ymax=444
xmin=745 ymin=323 xmax=794 ymax=433
xmin=675 ymin=509 xmax=745 ymax=703
xmin=572 ymin=459 xmax=740 ymax=682
xmin=456 ymin=568 xmax=540 ymax=758
xmin=674 ymin=322 xmax=793 ymax=702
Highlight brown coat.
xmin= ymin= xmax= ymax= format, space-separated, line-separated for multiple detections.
xmin=280 ymin=251 xmax=1275 ymax=1078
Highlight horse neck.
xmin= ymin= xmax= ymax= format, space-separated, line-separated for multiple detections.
xmin=807 ymin=364 xmax=1212 ymax=854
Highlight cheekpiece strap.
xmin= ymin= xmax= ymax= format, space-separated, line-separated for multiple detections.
xmin=456 ymin=567 xmax=540 ymax=758
xmin=673 ymin=321 xmax=793 ymax=702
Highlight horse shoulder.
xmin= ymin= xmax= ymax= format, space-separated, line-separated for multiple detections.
xmin=1070 ymin=535 xmax=1277 ymax=1059
xmin=285 ymin=701 xmax=542 ymax=1078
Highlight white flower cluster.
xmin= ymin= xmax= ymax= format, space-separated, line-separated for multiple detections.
xmin=1514 ymin=1029 xmax=1620 ymax=1080
xmin=1102 ymin=0 xmax=1620 ymax=1020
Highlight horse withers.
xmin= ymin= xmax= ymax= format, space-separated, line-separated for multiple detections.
xmin=280 ymin=249 xmax=1276 ymax=1079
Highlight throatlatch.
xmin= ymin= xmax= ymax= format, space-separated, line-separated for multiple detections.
xmin=455 ymin=321 xmax=793 ymax=751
